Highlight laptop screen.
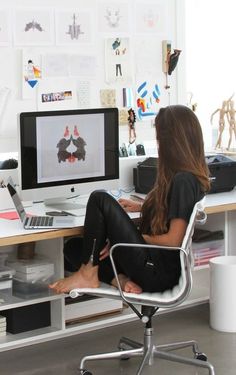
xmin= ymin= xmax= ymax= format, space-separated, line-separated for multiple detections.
xmin=7 ymin=181 xmax=26 ymax=223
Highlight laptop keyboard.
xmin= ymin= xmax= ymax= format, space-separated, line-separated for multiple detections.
xmin=28 ymin=216 xmax=54 ymax=227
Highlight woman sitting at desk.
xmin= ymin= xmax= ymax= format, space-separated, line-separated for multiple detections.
xmin=49 ymin=105 xmax=210 ymax=295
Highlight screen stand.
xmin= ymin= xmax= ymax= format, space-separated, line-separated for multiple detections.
xmin=43 ymin=197 xmax=85 ymax=211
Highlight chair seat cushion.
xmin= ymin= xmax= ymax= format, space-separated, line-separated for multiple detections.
xmin=70 ymin=275 xmax=186 ymax=308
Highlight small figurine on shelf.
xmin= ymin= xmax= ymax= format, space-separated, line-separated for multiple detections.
xmin=127 ymin=108 xmax=136 ymax=144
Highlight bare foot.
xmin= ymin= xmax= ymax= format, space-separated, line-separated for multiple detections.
xmin=49 ymin=264 xmax=100 ymax=294
xmin=112 ymin=274 xmax=142 ymax=294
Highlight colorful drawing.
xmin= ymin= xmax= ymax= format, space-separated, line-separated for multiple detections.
xmin=105 ymin=37 xmax=132 ymax=83
xmin=136 ymin=81 xmax=161 ymax=119
xmin=24 ymin=59 xmax=42 ymax=88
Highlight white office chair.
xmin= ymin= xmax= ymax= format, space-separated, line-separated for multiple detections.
xmin=70 ymin=198 xmax=215 ymax=375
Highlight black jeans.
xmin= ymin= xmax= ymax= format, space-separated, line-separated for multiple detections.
xmin=73 ymin=190 xmax=180 ymax=293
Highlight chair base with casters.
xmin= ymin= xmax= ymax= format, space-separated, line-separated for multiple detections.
xmin=78 ymin=305 xmax=215 ymax=375
xmin=69 ymin=199 xmax=215 ymax=375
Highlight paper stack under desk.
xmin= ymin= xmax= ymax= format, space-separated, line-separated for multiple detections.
xmin=65 ymin=294 xmax=123 ymax=324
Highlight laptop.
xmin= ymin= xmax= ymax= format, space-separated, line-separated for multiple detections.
xmin=6 ymin=179 xmax=76 ymax=229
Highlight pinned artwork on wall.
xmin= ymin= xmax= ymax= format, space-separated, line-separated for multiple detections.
xmin=37 ymin=78 xmax=77 ymax=111
xmin=55 ymin=9 xmax=92 ymax=45
xmin=136 ymin=80 xmax=161 ymax=120
xmin=77 ymin=80 xmax=90 ymax=109
xmin=100 ymin=89 xmax=116 ymax=108
xmin=0 ymin=9 xmax=11 ymax=46
xmin=135 ymin=1 xmax=167 ymax=34
xmin=22 ymin=49 xmax=42 ymax=99
xmin=13 ymin=8 xmax=54 ymax=46
xmin=105 ymin=37 xmax=132 ymax=84
xmin=119 ymin=108 xmax=129 ymax=125
xmin=43 ymin=53 xmax=70 ymax=78
xmin=98 ymin=1 xmax=130 ymax=33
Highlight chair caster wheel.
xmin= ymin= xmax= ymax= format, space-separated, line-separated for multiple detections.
xmin=118 ymin=348 xmax=130 ymax=360
xmin=195 ymin=352 xmax=207 ymax=361
xmin=80 ymin=370 xmax=92 ymax=375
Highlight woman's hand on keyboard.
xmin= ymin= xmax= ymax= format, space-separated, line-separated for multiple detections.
xmin=118 ymin=198 xmax=142 ymax=213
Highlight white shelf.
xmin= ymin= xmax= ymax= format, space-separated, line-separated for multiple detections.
xmin=0 ymin=291 xmax=63 ymax=311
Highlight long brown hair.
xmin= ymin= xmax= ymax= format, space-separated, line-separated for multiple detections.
xmin=140 ymin=105 xmax=210 ymax=235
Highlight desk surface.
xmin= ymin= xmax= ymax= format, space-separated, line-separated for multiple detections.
xmin=1 ymin=189 xmax=236 ymax=246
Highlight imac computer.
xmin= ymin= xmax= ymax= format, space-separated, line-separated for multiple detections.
xmin=18 ymin=108 xmax=119 ymax=209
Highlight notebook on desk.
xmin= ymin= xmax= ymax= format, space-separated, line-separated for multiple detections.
xmin=6 ymin=178 xmax=76 ymax=229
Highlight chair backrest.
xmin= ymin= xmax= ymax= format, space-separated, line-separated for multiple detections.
xmin=181 ymin=197 xmax=206 ymax=252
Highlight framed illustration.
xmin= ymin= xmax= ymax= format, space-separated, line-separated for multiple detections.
xmin=13 ymin=8 xmax=54 ymax=46
xmin=55 ymin=9 xmax=92 ymax=45
xmin=0 ymin=9 xmax=11 ymax=46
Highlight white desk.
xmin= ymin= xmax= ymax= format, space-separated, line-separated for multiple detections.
xmin=0 ymin=190 xmax=235 ymax=351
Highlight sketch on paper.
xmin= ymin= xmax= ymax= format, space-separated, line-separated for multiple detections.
xmin=56 ymin=10 xmax=92 ymax=45
xmin=24 ymin=19 xmax=44 ymax=32
xmin=135 ymin=2 xmax=166 ymax=33
xmin=136 ymin=81 xmax=161 ymax=120
xmin=105 ymin=8 xmax=121 ymax=28
xmin=98 ymin=2 xmax=129 ymax=32
xmin=14 ymin=8 xmax=54 ymax=45
xmin=67 ymin=13 xmax=84 ymax=40
xmin=43 ymin=54 xmax=69 ymax=77
xmin=0 ymin=9 xmax=11 ymax=46
xmin=105 ymin=37 xmax=132 ymax=84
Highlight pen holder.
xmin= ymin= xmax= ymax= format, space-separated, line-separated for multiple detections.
xmin=17 ymin=242 xmax=35 ymax=260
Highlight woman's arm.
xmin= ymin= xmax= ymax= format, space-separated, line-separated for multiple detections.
xmin=118 ymin=198 xmax=142 ymax=212
xmin=142 ymin=218 xmax=187 ymax=247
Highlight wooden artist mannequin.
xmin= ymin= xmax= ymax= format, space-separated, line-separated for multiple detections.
xmin=210 ymin=100 xmax=228 ymax=149
xmin=227 ymin=99 xmax=236 ymax=150
xmin=210 ymin=94 xmax=234 ymax=149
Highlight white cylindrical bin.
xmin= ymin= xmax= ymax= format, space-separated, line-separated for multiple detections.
xmin=210 ymin=256 xmax=236 ymax=332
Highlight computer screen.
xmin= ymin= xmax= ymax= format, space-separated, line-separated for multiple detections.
xmin=18 ymin=108 xmax=119 ymax=207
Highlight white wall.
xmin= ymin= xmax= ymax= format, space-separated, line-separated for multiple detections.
xmin=184 ymin=0 xmax=236 ymax=150
xmin=0 ymin=0 xmax=179 ymax=153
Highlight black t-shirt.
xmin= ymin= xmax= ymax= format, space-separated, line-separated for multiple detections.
xmin=147 ymin=171 xmax=204 ymax=292
xmin=167 ymin=171 xmax=204 ymax=225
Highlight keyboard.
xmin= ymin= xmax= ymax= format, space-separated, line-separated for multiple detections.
xmin=27 ymin=216 xmax=54 ymax=227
